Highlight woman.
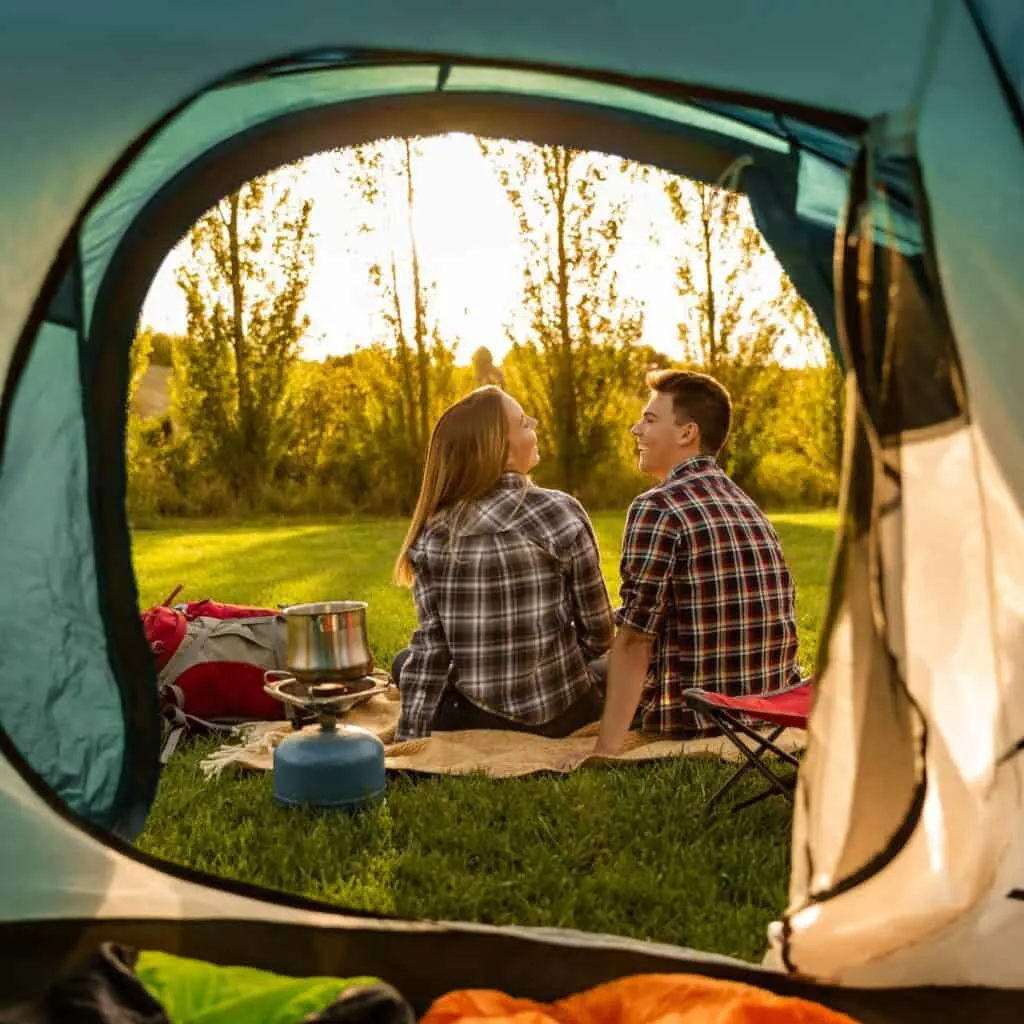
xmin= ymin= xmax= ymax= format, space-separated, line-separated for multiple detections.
xmin=391 ymin=386 xmax=614 ymax=741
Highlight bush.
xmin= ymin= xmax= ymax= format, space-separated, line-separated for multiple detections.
xmin=148 ymin=332 xmax=177 ymax=367
xmin=748 ymin=450 xmax=838 ymax=510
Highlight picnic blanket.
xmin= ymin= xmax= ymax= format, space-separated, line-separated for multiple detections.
xmin=199 ymin=689 xmax=804 ymax=780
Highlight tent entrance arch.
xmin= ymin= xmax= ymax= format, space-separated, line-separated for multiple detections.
xmin=80 ymin=58 xmax=886 ymax=837
xmin=71 ymin=58 xmax=881 ymax=834
xmin=78 ymin=58 xmax=966 ymax=872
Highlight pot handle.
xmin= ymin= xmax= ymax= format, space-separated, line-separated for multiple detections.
xmin=263 ymin=669 xmax=294 ymax=699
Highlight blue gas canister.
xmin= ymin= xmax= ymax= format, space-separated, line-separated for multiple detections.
xmin=272 ymin=719 xmax=386 ymax=811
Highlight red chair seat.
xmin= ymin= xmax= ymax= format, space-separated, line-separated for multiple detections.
xmin=682 ymin=679 xmax=815 ymax=815
xmin=693 ymin=681 xmax=813 ymax=730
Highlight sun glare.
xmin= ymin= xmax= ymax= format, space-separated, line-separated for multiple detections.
xmin=140 ymin=132 xmax=818 ymax=367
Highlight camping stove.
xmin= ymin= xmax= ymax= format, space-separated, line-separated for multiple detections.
xmin=263 ymin=672 xmax=388 ymax=810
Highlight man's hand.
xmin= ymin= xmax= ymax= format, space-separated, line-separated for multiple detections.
xmin=556 ymin=747 xmax=620 ymax=772
xmin=593 ymin=625 xmax=654 ymax=756
xmin=556 ymin=751 xmax=592 ymax=772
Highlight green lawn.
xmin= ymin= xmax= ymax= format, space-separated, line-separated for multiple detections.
xmin=133 ymin=510 xmax=837 ymax=963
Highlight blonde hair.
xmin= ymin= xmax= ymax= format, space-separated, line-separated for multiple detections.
xmin=393 ymin=386 xmax=511 ymax=587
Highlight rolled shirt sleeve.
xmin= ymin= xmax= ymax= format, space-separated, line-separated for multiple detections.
xmin=565 ymin=513 xmax=615 ymax=661
xmin=394 ymin=560 xmax=452 ymax=741
xmin=615 ymin=495 xmax=680 ymax=636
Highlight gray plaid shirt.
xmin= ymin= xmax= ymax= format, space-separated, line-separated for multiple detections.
xmin=395 ymin=473 xmax=614 ymax=740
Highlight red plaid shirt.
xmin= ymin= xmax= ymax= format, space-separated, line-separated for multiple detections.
xmin=616 ymin=456 xmax=801 ymax=735
xmin=396 ymin=474 xmax=615 ymax=740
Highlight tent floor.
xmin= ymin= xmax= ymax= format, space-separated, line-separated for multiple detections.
xmin=1 ymin=918 xmax=1020 ymax=1022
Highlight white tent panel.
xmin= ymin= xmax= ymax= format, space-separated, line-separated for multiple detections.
xmin=776 ymin=422 xmax=1024 ymax=987
xmin=976 ymin=429 xmax=1024 ymax=752
xmin=901 ymin=428 xmax=1005 ymax=789
xmin=829 ymin=428 xmax=1024 ymax=988
xmin=0 ymin=744 xmax=430 ymax=930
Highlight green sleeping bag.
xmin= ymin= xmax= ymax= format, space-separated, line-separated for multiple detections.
xmin=134 ymin=949 xmax=379 ymax=1023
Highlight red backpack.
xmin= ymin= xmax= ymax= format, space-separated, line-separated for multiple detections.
xmin=141 ymin=599 xmax=290 ymax=760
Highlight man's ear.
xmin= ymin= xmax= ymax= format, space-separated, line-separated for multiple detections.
xmin=678 ymin=421 xmax=698 ymax=446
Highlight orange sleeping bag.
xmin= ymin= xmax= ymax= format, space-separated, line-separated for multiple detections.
xmin=421 ymin=973 xmax=858 ymax=1024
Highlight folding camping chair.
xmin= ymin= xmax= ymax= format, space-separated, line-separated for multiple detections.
xmin=683 ymin=679 xmax=814 ymax=815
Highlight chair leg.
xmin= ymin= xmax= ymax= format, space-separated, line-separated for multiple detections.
xmin=705 ymin=724 xmax=786 ymax=813
xmin=728 ymin=772 xmax=798 ymax=815
xmin=713 ymin=712 xmax=798 ymax=805
xmin=689 ymin=698 xmax=802 ymax=815
xmin=711 ymin=710 xmax=802 ymax=770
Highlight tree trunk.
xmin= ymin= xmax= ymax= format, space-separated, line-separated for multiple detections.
xmin=389 ymin=254 xmax=418 ymax=449
xmin=553 ymin=149 xmax=578 ymax=491
xmin=699 ymin=187 xmax=718 ymax=370
xmin=404 ymin=139 xmax=430 ymax=452
xmin=227 ymin=194 xmax=248 ymax=420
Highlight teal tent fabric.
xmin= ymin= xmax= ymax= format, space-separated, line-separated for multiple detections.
xmin=0 ymin=0 xmax=1022 ymax=1007
xmin=0 ymin=323 xmax=126 ymax=830
xmin=970 ymin=0 xmax=1023 ymax=109
xmin=916 ymin=0 xmax=1024 ymax=502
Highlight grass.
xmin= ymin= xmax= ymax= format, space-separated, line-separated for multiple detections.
xmin=133 ymin=510 xmax=837 ymax=963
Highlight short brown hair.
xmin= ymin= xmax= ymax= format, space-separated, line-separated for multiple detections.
xmin=645 ymin=369 xmax=732 ymax=456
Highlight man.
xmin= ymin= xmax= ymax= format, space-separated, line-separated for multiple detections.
xmin=592 ymin=369 xmax=802 ymax=756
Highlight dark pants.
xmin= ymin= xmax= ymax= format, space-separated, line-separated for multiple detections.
xmin=391 ymin=648 xmax=605 ymax=739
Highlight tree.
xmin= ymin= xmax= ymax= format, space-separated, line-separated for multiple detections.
xmin=481 ymin=140 xmax=645 ymax=496
xmin=124 ymin=323 xmax=155 ymax=491
xmin=341 ymin=138 xmax=461 ymax=510
xmin=471 ymin=346 xmax=506 ymax=389
xmin=147 ymin=331 xmax=179 ymax=368
xmin=771 ymin=279 xmax=845 ymax=495
xmin=174 ymin=168 xmax=314 ymax=500
xmin=127 ymin=323 xmax=154 ymax=412
xmin=663 ymin=175 xmax=790 ymax=491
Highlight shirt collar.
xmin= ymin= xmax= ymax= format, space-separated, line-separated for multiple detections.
xmin=496 ymin=471 xmax=529 ymax=490
xmin=665 ymin=455 xmax=717 ymax=483
xmin=429 ymin=472 xmax=530 ymax=537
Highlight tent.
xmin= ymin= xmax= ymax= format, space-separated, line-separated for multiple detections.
xmin=1 ymin=0 xmax=1022 ymax=1017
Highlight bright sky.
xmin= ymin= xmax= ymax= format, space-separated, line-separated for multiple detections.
xmin=141 ymin=133 xmax=822 ymax=367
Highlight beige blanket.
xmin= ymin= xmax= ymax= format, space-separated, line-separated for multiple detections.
xmin=200 ymin=690 xmax=803 ymax=780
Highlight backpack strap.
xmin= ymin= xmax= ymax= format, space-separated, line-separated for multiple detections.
xmin=158 ymin=683 xmax=244 ymax=763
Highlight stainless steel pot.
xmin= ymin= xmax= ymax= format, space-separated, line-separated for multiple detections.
xmin=282 ymin=601 xmax=373 ymax=682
